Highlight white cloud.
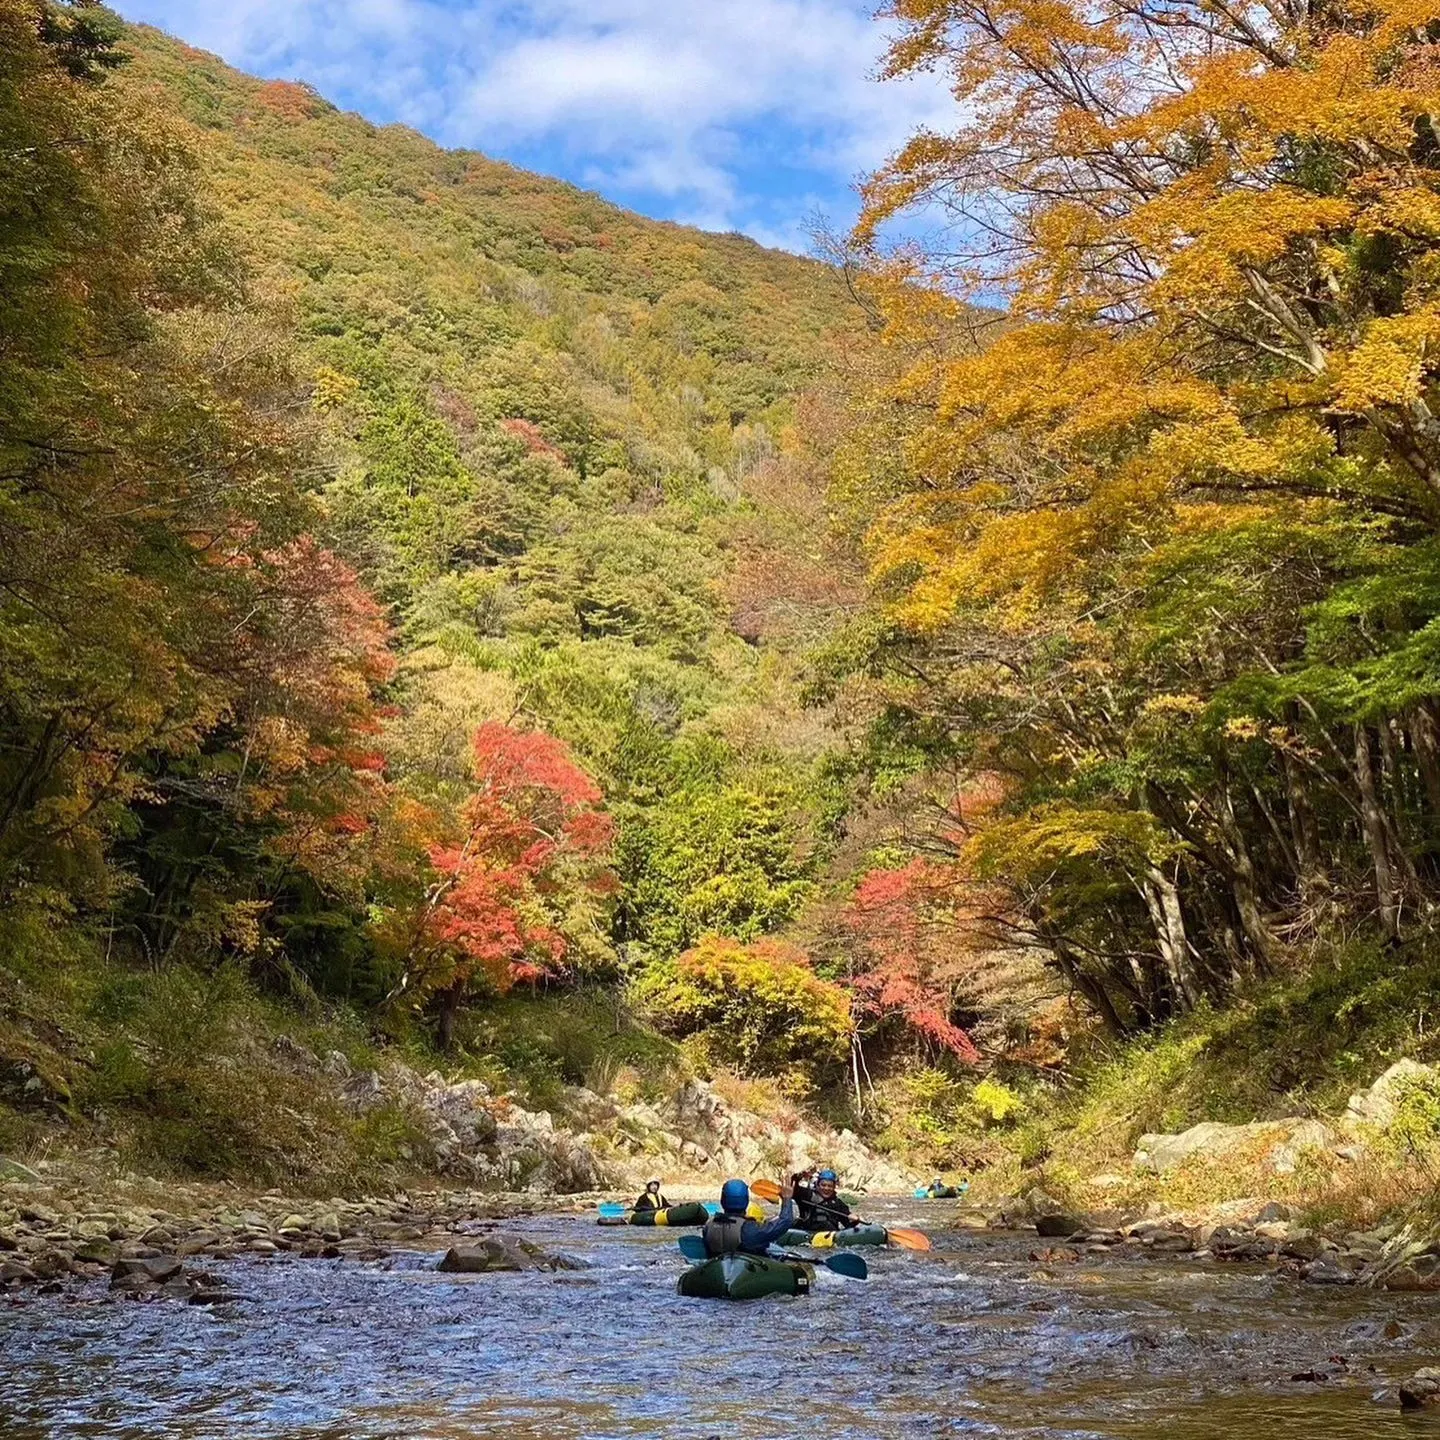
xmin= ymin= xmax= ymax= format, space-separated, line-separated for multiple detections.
xmin=114 ymin=0 xmax=955 ymax=244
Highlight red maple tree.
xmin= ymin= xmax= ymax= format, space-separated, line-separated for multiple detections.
xmin=419 ymin=722 xmax=615 ymax=1045
xmin=843 ymin=860 xmax=982 ymax=1064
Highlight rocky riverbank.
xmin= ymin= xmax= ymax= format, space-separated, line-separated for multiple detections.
xmin=0 ymin=1160 xmax=601 ymax=1301
xmin=275 ymin=1038 xmax=913 ymax=1195
xmin=0 ymin=1046 xmax=916 ymax=1302
xmin=953 ymin=1187 xmax=1434 ymax=1289
xmin=933 ymin=1055 xmax=1440 ymax=1294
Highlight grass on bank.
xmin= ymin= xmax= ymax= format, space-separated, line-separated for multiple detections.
xmin=860 ymin=935 xmax=1440 ymax=1229
xmin=0 ymin=913 xmax=685 ymax=1195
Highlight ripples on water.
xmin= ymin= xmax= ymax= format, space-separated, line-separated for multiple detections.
xmin=0 ymin=1199 xmax=1433 ymax=1439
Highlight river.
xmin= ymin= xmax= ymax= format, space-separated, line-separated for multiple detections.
xmin=0 ymin=1198 xmax=1432 ymax=1438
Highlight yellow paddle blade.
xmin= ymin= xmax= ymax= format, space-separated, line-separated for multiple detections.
xmin=749 ymin=1178 xmax=782 ymax=1203
xmin=886 ymin=1227 xmax=932 ymax=1252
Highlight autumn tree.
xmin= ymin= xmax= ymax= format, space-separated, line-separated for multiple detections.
xmin=391 ymin=722 xmax=616 ymax=1048
xmin=631 ymin=933 xmax=853 ymax=1081
xmin=831 ymin=0 xmax=1440 ymax=1028
xmin=0 ymin=2 xmax=398 ymax=983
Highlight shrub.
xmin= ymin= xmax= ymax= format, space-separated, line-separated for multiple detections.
xmin=631 ymin=935 xmax=852 ymax=1077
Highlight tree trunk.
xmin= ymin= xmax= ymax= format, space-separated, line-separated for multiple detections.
xmin=1212 ymin=774 xmax=1276 ymax=972
xmin=1281 ymin=734 xmax=1325 ymax=901
xmin=1354 ymin=723 xmax=1401 ymax=938
xmin=437 ymin=980 xmax=465 ymax=1051
xmin=1046 ymin=932 xmax=1127 ymax=1036
xmin=1378 ymin=719 xmax=1423 ymax=887
xmin=1142 ymin=864 xmax=1199 ymax=1010
xmin=1410 ymin=704 xmax=1440 ymax=816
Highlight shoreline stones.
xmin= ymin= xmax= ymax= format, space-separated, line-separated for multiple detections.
xmin=0 ymin=1170 xmax=620 ymax=1301
xmin=970 ymin=1197 xmax=1418 ymax=1286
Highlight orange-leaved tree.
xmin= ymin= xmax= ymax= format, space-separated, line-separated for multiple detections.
xmin=395 ymin=721 xmax=616 ymax=1048
xmin=856 ymin=0 xmax=1440 ymax=615
xmin=844 ymin=860 xmax=983 ymax=1065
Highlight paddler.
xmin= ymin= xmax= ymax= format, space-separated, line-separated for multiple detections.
xmin=633 ymin=1178 xmax=669 ymax=1212
xmin=701 ymin=1178 xmax=796 ymax=1256
xmin=792 ymin=1167 xmax=858 ymax=1232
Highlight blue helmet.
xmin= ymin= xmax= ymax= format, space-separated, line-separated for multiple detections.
xmin=720 ymin=1179 xmax=750 ymax=1214
xmin=817 ymin=1168 xmax=838 ymax=1183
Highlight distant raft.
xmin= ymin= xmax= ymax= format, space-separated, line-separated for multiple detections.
xmin=627 ymin=1201 xmax=711 ymax=1228
xmin=781 ymin=1223 xmax=889 ymax=1248
xmin=914 ymin=1183 xmax=967 ymax=1200
xmin=597 ymin=1201 xmax=713 ymax=1228
xmin=676 ymin=1252 xmax=813 ymax=1300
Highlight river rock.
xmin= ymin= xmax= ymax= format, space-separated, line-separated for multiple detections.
xmin=1302 ymin=1253 xmax=1357 ymax=1285
xmin=1035 ymin=1213 xmax=1086 ymax=1238
xmin=1381 ymin=1257 xmax=1440 ymax=1292
xmin=0 ymin=1259 xmax=38 ymax=1287
xmin=1281 ymin=1233 xmax=1325 ymax=1263
xmin=111 ymin=1254 xmax=184 ymax=1287
xmin=436 ymin=1237 xmax=579 ymax=1273
xmin=1400 ymin=1369 xmax=1440 ymax=1410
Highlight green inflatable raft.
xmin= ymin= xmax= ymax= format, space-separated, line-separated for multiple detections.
xmin=627 ymin=1201 xmax=710 ymax=1228
xmin=676 ymin=1252 xmax=813 ymax=1300
xmin=781 ymin=1223 xmax=889 ymax=1249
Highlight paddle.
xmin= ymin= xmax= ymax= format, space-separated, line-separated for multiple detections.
xmin=676 ymin=1233 xmax=868 ymax=1280
xmin=749 ymin=1178 xmax=932 ymax=1252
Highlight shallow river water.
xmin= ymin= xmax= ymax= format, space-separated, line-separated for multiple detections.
xmin=2 ymin=1198 xmax=1436 ymax=1439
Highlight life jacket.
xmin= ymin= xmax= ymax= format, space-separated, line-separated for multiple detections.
xmin=702 ymin=1212 xmax=747 ymax=1256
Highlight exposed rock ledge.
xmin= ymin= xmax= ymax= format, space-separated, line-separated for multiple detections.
xmin=288 ymin=1040 xmax=912 ymax=1196
xmin=1133 ymin=1058 xmax=1435 ymax=1177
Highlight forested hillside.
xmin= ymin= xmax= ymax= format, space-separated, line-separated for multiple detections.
xmin=14 ymin=0 xmax=1440 ymax=1223
xmin=2 ymin=1 xmax=975 ymax=1183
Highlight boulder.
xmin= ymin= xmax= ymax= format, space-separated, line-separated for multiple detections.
xmin=1272 ymin=1120 xmax=1335 ymax=1175
xmin=1382 ymin=1258 xmax=1440 ymax=1292
xmin=0 ymin=1260 xmax=38 ymax=1287
xmin=1281 ymin=1233 xmax=1325 ymax=1263
xmin=1401 ymin=1369 xmax=1440 ymax=1411
xmin=1035 ymin=1213 xmax=1086 ymax=1238
xmin=1302 ymin=1253 xmax=1358 ymax=1285
xmin=111 ymin=1254 xmax=184 ymax=1288
xmin=1345 ymin=1059 xmax=1434 ymax=1128
xmin=436 ymin=1237 xmax=578 ymax=1274
xmin=1135 ymin=1119 xmax=1331 ymax=1175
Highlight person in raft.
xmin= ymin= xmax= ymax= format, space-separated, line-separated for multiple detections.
xmin=701 ymin=1178 xmax=795 ymax=1256
xmin=633 ymin=1179 xmax=669 ymax=1211
xmin=791 ymin=1167 xmax=858 ymax=1232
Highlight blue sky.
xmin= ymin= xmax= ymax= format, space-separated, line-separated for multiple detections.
xmin=110 ymin=0 xmax=955 ymax=253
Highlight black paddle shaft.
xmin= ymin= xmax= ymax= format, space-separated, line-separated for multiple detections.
xmin=803 ymin=1196 xmax=865 ymax=1230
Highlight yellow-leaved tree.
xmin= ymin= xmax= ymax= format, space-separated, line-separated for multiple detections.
xmin=827 ymin=0 xmax=1440 ymax=1031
